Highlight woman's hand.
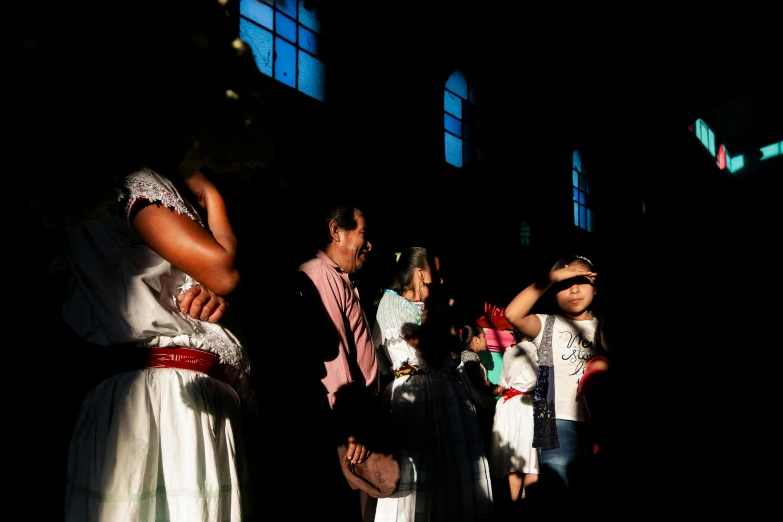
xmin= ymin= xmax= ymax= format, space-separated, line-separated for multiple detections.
xmin=177 ymin=284 xmax=229 ymax=322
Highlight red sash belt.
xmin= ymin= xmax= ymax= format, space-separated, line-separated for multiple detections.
xmin=146 ymin=347 xmax=230 ymax=383
xmin=502 ymin=388 xmax=534 ymax=402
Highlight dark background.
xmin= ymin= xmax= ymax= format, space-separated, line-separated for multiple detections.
xmin=15 ymin=0 xmax=781 ymax=518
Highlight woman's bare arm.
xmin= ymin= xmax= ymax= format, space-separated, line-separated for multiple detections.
xmin=130 ymin=165 xmax=240 ymax=296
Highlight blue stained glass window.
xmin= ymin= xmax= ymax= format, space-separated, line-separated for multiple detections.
xmin=572 ymin=149 xmax=592 ymax=232
xmin=444 ymin=113 xmax=462 ymax=137
xmin=298 ymin=25 xmax=318 ymax=56
xmin=445 ymin=133 xmax=463 ymax=168
xmin=298 ymin=51 xmax=325 ymax=101
xmin=275 ymin=0 xmax=296 ymax=19
xmin=275 ymin=11 xmax=297 ymax=42
xmin=445 ymin=70 xmax=467 ymax=99
xmin=239 ymin=19 xmax=273 ymax=76
xmin=239 ymin=0 xmax=324 ymax=102
xmin=274 ymin=37 xmax=296 ymax=87
xmin=444 ymin=69 xmax=479 ymax=168
xmin=298 ymin=1 xmax=320 ymax=33
xmin=241 ymin=0 xmax=273 ymax=29
xmin=444 ymin=91 xmax=461 ymax=118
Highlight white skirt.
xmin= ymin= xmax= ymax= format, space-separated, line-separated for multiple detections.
xmin=489 ymin=392 xmax=539 ymax=477
xmin=64 ymin=367 xmax=253 ymax=521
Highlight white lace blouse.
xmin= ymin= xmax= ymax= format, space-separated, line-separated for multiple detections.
xmin=59 ymin=168 xmax=252 ymax=401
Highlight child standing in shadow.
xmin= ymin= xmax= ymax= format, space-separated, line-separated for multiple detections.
xmin=489 ymin=331 xmax=539 ymax=519
xmin=456 ymin=323 xmax=505 ymax=454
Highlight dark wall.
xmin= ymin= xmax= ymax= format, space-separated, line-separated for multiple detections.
xmin=16 ymin=1 xmax=780 ymax=517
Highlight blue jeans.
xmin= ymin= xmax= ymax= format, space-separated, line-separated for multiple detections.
xmin=539 ymin=419 xmax=594 ymax=488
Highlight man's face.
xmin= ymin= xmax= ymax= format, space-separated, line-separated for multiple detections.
xmin=340 ymin=211 xmax=372 ymax=274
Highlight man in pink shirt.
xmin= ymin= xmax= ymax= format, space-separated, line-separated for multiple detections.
xmin=298 ymin=205 xmax=379 ymax=521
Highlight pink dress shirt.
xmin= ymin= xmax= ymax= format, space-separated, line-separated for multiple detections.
xmin=299 ymin=250 xmax=379 ymax=408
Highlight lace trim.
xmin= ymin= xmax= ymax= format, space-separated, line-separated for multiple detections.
xmin=172 ymin=275 xmax=256 ymax=410
xmin=461 ymin=350 xmax=482 ymax=364
xmin=123 ymin=169 xmax=200 ymax=224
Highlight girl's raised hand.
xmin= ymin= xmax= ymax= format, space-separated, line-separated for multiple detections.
xmin=551 ymin=264 xmax=596 ymax=284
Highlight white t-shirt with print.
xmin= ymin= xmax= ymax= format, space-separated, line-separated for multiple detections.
xmin=533 ymin=313 xmax=599 ymax=423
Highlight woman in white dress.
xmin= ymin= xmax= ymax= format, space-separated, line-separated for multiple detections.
xmin=58 ymin=164 xmax=256 ymax=522
xmin=22 ymin=12 xmax=264 ymax=516
xmin=366 ymin=247 xmax=493 ymax=522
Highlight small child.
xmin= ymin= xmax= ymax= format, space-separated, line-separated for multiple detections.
xmin=489 ymin=331 xmax=540 ymax=510
xmin=456 ymin=323 xmax=504 ymax=453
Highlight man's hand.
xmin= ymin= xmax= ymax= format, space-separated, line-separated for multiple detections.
xmin=177 ymin=285 xmax=229 ymax=322
xmin=343 ymin=435 xmax=372 ymax=465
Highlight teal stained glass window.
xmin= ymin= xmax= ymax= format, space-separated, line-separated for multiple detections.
xmin=694 ymin=118 xmax=716 ymax=157
xmin=239 ymin=0 xmax=324 ymax=102
xmin=760 ymin=141 xmax=782 ymax=160
xmin=519 ymin=221 xmax=531 ymax=247
xmin=572 ymin=150 xmax=593 ymax=232
xmin=724 ymin=146 xmax=745 ymax=174
xmin=444 ymin=70 xmax=480 ymax=168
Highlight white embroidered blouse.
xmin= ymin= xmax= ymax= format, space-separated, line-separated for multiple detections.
xmin=372 ymin=289 xmax=425 ymax=375
xmin=59 ymin=168 xmax=253 ymax=402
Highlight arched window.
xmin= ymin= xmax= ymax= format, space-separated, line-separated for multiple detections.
xmin=239 ymin=0 xmax=324 ymax=102
xmin=444 ymin=69 xmax=480 ymax=168
xmin=572 ymin=149 xmax=593 ymax=232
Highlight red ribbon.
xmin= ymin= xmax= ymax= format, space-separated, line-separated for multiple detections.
xmin=502 ymin=388 xmax=534 ymax=402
